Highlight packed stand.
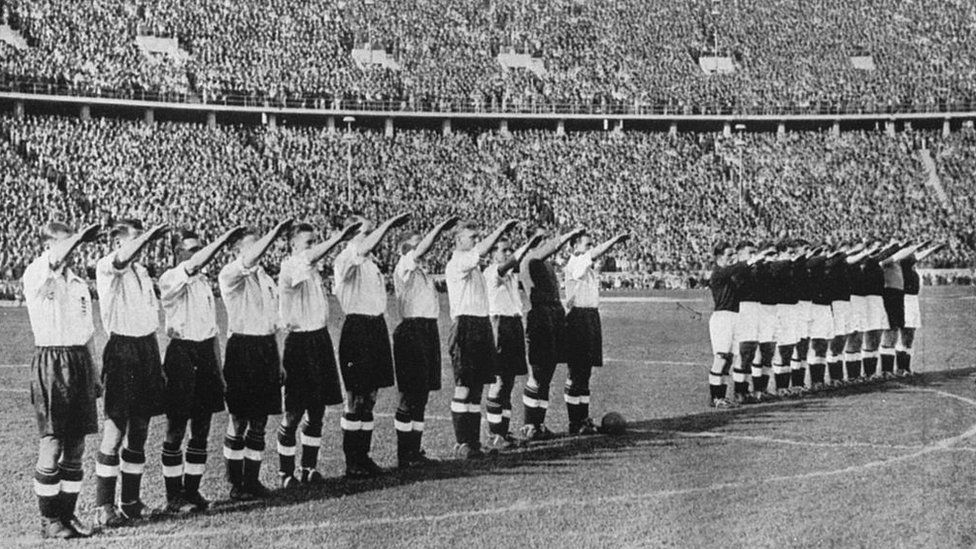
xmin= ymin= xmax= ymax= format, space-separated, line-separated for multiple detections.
xmin=1 ymin=0 xmax=976 ymax=112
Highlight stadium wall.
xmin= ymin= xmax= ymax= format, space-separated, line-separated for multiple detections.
xmin=1 ymin=90 xmax=974 ymax=135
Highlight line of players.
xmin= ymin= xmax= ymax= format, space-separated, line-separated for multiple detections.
xmin=708 ymin=238 xmax=945 ymax=408
xmin=22 ymin=215 xmax=629 ymax=539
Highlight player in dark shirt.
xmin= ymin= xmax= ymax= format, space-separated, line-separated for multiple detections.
xmin=860 ymin=244 xmax=897 ymax=380
xmin=896 ymin=243 xmax=944 ymax=374
xmin=707 ymin=242 xmax=740 ymax=408
xmin=770 ymin=242 xmax=799 ymax=395
xmin=751 ymin=242 xmax=780 ymax=400
xmin=804 ymin=248 xmax=833 ymax=390
xmin=786 ymin=240 xmax=812 ymax=394
xmin=732 ymin=241 xmax=765 ymax=404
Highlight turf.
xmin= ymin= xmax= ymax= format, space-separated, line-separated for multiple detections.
xmin=2 ymin=287 xmax=975 ymax=547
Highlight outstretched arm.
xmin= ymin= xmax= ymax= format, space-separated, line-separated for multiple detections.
xmin=183 ymin=226 xmax=248 ymax=276
xmin=846 ymin=242 xmax=882 ymax=264
xmin=914 ymin=243 xmax=946 ymax=262
xmin=113 ymin=225 xmax=169 ymax=269
xmin=48 ymin=223 xmax=100 ymax=270
xmin=241 ymin=219 xmax=293 ymax=269
xmin=590 ymin=233 xmax=631 ymax=261
xmin=307 ymin=222 xmax=362 ymax=264
xmin=532 ymin=228 xmax=586 ymax=262
xmin=474 ymin=219 xmax=519 ymax=257
xmin=498 ymin=233 xmax=545 ymax=277
xmin=414 ymin=216 xmax=460 ymax=259
xmin=359 ymin=213 xmax=411 ymax=256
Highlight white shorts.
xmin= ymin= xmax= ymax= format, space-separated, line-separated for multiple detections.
xmin=710 ymin=311 xmax=738 ymax=355
xmin=831 ymin=300 xmax=851 ymax=337
xmin=865 ymin=295 xmax=889 ymax=331
xmin=758 ymin=304 xmax=778 ymax=343
xmin=775 ymin=304 xmax=799 ymax=346
xmin=809 ymin=304 xmax=834 ymax=340
xmin=795 ymin=301 xmax=813 ymax=339
xmin=849 ymin=295 xmax=868 ymax=333
xmin=904 ymin=294 xmax=921 ymax=329
xmin=737 ymin=302 xmax=761 ymax=342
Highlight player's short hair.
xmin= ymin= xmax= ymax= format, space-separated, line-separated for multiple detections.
xmin=110 ymin=218 xmax=144 ymax=239
xmin=180 ymin=229 xmax=200 ymax=242
xmin=569 ymin=231 xmax=589 ymax=248
xmin=491 ymin=236 xmax=511 ymax=252
xmin=454 ymin=221 xmax=479 ymax=238
xmin=40 ymin=221 xmax=73 ymax=243
xmin=793 ymin=238 xmax=810 ymax=248
xmin=290 ymin=222 xmax=315 ymax=239
xmin=344 ymin=214 xmax=367 ymax=229
xmin=713 ymin=241 xmax=732 ymax=257
xmin=735 ymin=240 xmax=755 ymax=251
xmin=229 ymin=227 xmax=258 ymax=247
xmin=399 ymin=231 xmax=421 ymax=254
xmin=775 ymin=239 xmax=792 ymax=253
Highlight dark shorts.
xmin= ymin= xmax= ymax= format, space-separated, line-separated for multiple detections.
xmin=103 ymin=334 xmax=166 ymax=422
xmin=163 ymin=337 xmax=226 ymax=418
xmin=526 ymin=303 xmax=567 ymax=367
xmin=339 ymin=314 xmax=394 ymax=394
xmin=283 ymin=327 xmax=343 ymax=411
xmin=566 ymin=307 xmax=603 ymax=368
xmin=449 ymin=315 xmax=497 ymax=387
xmin=224 ymin=334 xmax=282 ymax=417
xmin=493 ymin=315 xmax=527 ymax=377
xmin=883 ymin=288 xmax=906 ymax=329
xmin=31 ymin=346 xmax=99 ymax=438
xmin=394 ymin=317 xmax=442 ymax=393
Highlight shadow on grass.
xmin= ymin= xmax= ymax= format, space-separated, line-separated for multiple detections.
xmin=118 ymin=367 xmax=976 ymax=531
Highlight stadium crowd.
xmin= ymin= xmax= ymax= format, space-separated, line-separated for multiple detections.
xmin=0 ymin=114 xmax=973 ymax=302
xmin=1 ymin=0 xmax=976 ymax=112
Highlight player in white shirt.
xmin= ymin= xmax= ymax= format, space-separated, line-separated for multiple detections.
xmin=275 ymin=221 xmax=360 ymax=487
xmin=218 ymin=219 xmax=292 ymax=501
xmin=158 ymin=227 xmax=243 ymax=513
xmin=483 ymin=234 xmax=542 ymax=451
xmin=334 ymin=212 xmax=410 ymax=479
xmin=445 ymin=219 xmax=518 ymax=459
xmin=22 ymin=222 xmax=100 ymax=539
xmin=93 ymin=219 xmax=169 ymax=527
xmin=563 ymin=232 xmax=629 ymax=434
xmin=391 ymin=217 xmax=458 ymax=468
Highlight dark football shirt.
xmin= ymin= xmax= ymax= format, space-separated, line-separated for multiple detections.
xmin=710 ymin=265 xmax=739 ymax=313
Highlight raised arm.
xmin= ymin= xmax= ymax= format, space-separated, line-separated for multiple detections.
xmin=48 ymin=223 xmax=100 ymax=270
xmin=590 ymin=233 xmax=631 ymax=261
xmin=360 ymin=213 xmax=411 ymax=256
xmin=241 ymin=219 xmax=293 ymax=269
xmin=532 ymin=228 xmax=586 ymax=262
xmin=914 ymin=243 xmax=945 ymax=262
xmin=498 ymin=233 xmax=545 ymax=277
xmin=113 ymin=225 xmax=169 ymax=269
xmin=414 ymin=216 xmax=460 ymax=259
xmin=846 ymin=242 xmax=881 ymax=264
xmin=474 ymin=219 xmax=519 ymax=257
xmin=884 ymin=242 xmax=924 ymax=264
xmin=184 ymin=226 xmax=248 ymax=276
xmin=307 ymin=222 xmax=362 ymax=264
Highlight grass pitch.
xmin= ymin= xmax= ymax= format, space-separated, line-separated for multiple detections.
xmin=2 ymin=287 xmax=976 ymax=547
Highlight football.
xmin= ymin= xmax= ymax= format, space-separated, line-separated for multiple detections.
xmin=600 ymin=412 xmax=627 ymax=435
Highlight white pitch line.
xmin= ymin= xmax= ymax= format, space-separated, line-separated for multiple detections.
xmin=604 ymin=358 xmax=701 ymax=366
xmin=0 ymin=364 xmax=28 ymax=369
xmin=85 ymin=384 xmax=976 ymax=545
xmin=0 ymin=388 xmax=28 ymax=394
xmin=633 ymin=428 xmax=931 ymax=452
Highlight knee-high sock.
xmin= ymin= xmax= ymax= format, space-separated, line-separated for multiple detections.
xmin=223 ymin=429 xmax=245 ymax=487
xmin=450 ymin=397 xmax=467 ymax=444
xmin=809 ymin=356 xmax=826 ymax=385
xmin=35 ymin=465 xmax=60 ymax=519
xmin=395 ymin=409 xmax=413 ymax=462
xmin=880 ymin=347 xmax=896 ymax=373
xmin=276 ymin=422 xmax=297 ymax=478
xmin=523 ymin=385 xmax=549 ymax=426
xmin=844 ymin=352 xmax=862 ymax=379
xmin=300 ymin=422 xmax=322 ymax=470
xmin=95 ymin=451 xmax=119 ymax=506
xmin=341 ymin=413 xmax=362 ymax=466
xmin=58 ymin=462 xmax=83 ymax=518
xmin=161 ymin=441 xmax=184 ymax=501
xmin=827 ymin=352 xmax=844 ymax=383
xmin=119 ymin=447 xmax=145 ymax=505
xmin=862 ymin=350 xmax=879 ymax=377
xmin=184 ymin=438 xmax=207 ymax=495
xmin=360 ymin=413 xmax=375 ymax=458
xmin=896 ymin=345 xmax=913 ymax=373
xmin=486 ymin=397 xmax=506 ymax=436
xmin=242 ymin=431 xmax=265 ymax=487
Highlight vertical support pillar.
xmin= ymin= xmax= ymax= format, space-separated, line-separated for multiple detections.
xmin=79 ymin=105 xmax=91 ymax=121
xmin=943 ymin=118 xmax=951 ymax=137
xmin=556 ymin=119 xmax=565 ymax=136
xmin=13 ymin=100 xmax=24 ymax=118
xmin=144 ymin=108 xmax=154 ymax=125
xmin=385 ymin=117 xmax=394 ymax=137
xmin=442 ymin=119 xmax=452 ymax=136
xmin=499 ymin=119 xmax=509 ymax=135
xmin=327 ymin=116 xmax=336 ymax=134
xmin=206 ymin=112 xmax=216 ymax=129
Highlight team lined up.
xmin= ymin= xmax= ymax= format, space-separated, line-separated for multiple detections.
xmin=707 ymin=239 xmax=945 ymax=408
xmin=22 ymin=216 xmax=628 ymax=539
